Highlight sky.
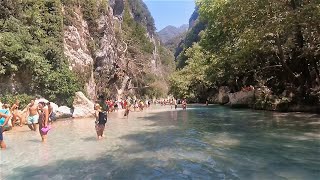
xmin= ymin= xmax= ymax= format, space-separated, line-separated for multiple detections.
xmin=143 ymin=0 xmax=196 ymax=31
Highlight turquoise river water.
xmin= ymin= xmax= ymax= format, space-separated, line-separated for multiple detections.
xmin=0 ymin=105 xmax=319 ymax=179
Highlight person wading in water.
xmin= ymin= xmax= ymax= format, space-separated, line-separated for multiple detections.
xmin=11 ymin=100 xmax=24 ymax=127
xmin=26 ymin=99 xmax=39 ymax=131
xmin=38 ymin=102 xmax=50 ymax=142
xmin=124 ymin=100 xmax=131 ymax=118
xmin=0 ymin=109 xmax=11 ymax=149
xmin=94 ymin=104 xmax=107 ymax=140
xmin=182 ymin=99 xmax=187 ymax=110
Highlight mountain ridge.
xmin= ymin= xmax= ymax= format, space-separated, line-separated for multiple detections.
xmin=157 ymin=24 xmax=188 ymax=44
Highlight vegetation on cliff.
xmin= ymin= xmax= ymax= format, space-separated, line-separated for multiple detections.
xmin=0 ymin=0 xmax=174 ymax=105
xmin=170 ymin=0 xmax=320 ymax=108
xmin=120 ymin=1 xmax=175 ymax=98
xmin=0 ymin=0 xmax=80 ymax=105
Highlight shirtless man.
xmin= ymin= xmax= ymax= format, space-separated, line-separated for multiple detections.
xmin=47 ymin=102 xmax=55 ymax=124
xmin=26 ymin=99 xmax=39 ymax=131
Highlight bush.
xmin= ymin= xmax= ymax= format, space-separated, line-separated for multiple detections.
xmin=0 ymin=94 xmax=34 ymax=109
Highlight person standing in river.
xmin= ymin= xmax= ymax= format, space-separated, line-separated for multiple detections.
xmin=182 ymin=99 xmax=187 ymax=110
xmin=38 ymin=102 xmax=50 ymax=142
xmin=47 ymin=102 xmax=56 ymax=124
xmin=26 ymin=99 xmax=39 ymax=131
xmin=124 ymin=100 xmax=131 ymax=118
xmin=0 ymin=108 xmax=11 ymax=149
xmin=173 ymin=99 xmax=178 ymax=109
xmin=94 ymin=104 xmax=107 ymax=140
xmin=11 ymin=100 xmax=24 ymax=127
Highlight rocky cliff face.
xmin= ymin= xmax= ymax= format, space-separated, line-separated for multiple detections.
xmin=63 ymin=0 xmax=173 ymax=100
xmin=63 ymin=7 xmax=96 ymax=99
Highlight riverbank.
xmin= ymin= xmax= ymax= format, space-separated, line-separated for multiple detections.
xmin=210 ymin=87 xmax=320 ymax=114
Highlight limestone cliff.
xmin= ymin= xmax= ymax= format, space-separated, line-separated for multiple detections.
xmin=63 ymin=0 xmax=174 ymax=100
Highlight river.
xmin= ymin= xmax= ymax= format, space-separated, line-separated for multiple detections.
xmin=1 ymin=105 xmax=319 ymax=179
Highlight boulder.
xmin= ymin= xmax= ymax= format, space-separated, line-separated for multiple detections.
xmin=35 ymin=98 xmax=49 ymax=104
xmin=56 ymin=106 xmax=73 ymax=119
xmin=228 ymin=90 xmax=255 ymax=107
xmin=218 ymin=86 xmax=230 ymax=104
xmin=50 ymin=102 xmax=59 ymax=113
xmin=72 ymin=91 xmax=95 ymax=118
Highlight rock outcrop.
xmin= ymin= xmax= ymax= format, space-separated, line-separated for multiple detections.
xmin=63 ymin=8 xmax=96 ymax=100
xmin=72 ymin=92 xmax=95 ymax=118
xmin=218 ymin=86 xmax=230 ymax=104
xmin=228 ymin=90 xmax=255 ymax=107
xmin=56 ymin=106 xmax=73 ymax=119
xmin=63 ymin=0 xmax=172 ymax=101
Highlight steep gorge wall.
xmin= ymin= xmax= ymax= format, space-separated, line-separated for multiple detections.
xmin=63 ymin=0 xmax=172 ymax=100
xmin=0 ymin=0 xmax=173 ymax=104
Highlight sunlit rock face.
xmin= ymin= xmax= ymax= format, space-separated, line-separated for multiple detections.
xmin=218 ymin=86 xmax=230 ymax=104
xmin=63 ymin=0 xmax=163 ymax=100
xmin=72 ymin=91 xmax=95 ymax=118
xmin=228 ymin=90 xmax=255 ymax=107
xmin=63 ymin=10 xmax=96 ymax=100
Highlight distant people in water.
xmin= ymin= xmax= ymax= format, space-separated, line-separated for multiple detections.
xmin=170 ymin=99 xmax=173 ymax=109
xmin=0 ymin=109 xmax=11 ymax=149
xmin=174 ymin=99 xmax=178 ymax=109
xmin=94 ymin=104 xmax=107 ymax=140
xmin=182 ymin=99 xmax=187 ymax=110
xmin=124 ymin=100 xmax=130 ymax=118
xmin=38 ymin=101 xmax=50 ymax=143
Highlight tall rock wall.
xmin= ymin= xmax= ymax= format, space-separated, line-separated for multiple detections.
xmin=63 ymin=7 xmax=96 ymax=99
xmin=63 ymin=0 xmax=172 ymax=101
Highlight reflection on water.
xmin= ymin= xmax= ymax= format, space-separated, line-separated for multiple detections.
xmin=1 ymin=105 xmax=319 ymax=180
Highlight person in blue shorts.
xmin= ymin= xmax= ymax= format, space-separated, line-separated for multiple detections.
xmin=26 ymin=99 xmax=39 ymax=131
xmin=0 ymin=109 xmax=11 ymax=149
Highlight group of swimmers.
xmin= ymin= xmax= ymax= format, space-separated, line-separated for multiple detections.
xmin=93 ymin=98 xmax=152 ymax=139
xmin=157 ymin=98 xmax=187 ymax=110
xmin=0 ymin=98 xmax=55 ymax=149
xmin=1 ymin=96 xmax=188 ymax=148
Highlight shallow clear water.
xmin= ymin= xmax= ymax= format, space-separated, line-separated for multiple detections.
xmin=1 ymin=105 xmax=319 ymax=180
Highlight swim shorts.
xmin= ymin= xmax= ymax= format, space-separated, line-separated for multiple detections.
xmin=27 ymin=115 xmax=39 ymax=124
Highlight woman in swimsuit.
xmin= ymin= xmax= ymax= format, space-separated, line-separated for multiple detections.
xmin=94 ymin=104 xmax=107 ymax=140
xmin=38 ymin=102 xmax=49 ymax=142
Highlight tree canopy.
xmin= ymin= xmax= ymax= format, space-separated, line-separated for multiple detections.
xmin=170 ymin=0 xmax=320 ymax=105
xmin=0 ymin=0 xmax=80 ymax=105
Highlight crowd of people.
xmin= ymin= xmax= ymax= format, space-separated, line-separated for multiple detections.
xmin=0 ymin=96 xmax=188 ymax=149
xmin=0 ymin=98 xmax=55 ymax=149
xmin=157 ymin=98 xmax=187 ymax=110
